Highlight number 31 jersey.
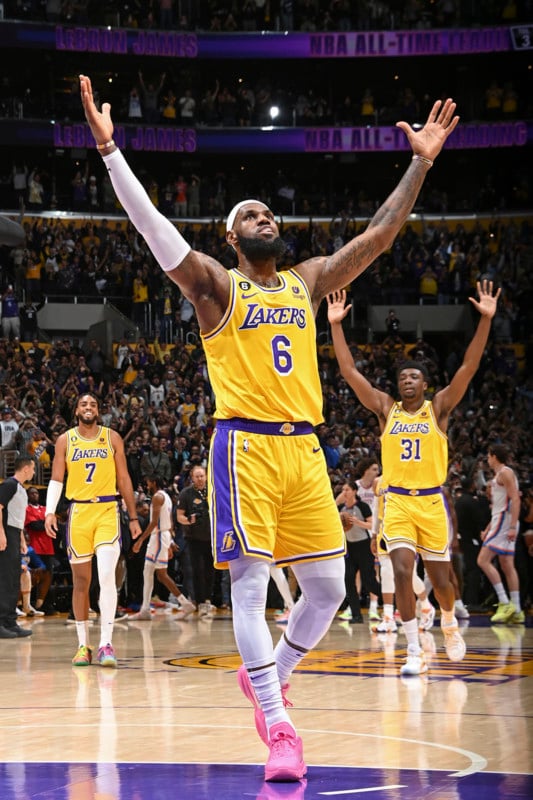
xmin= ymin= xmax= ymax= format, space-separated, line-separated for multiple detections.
xmin=381 ymin=400 xmax=448 ymax=490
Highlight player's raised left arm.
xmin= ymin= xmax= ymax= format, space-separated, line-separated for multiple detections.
xmin=301 ymin=99 xmax=459 ymax=303
xmin=435 ymin=280 xmax=501 ymax=422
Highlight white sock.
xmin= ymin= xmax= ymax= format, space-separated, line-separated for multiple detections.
xmin=383 ymin=603 xmax=394 ymax=620
xmin=494 ymin=582 xmax=509 ymax=604
xmin=441 ymin=610 xmax=457 ymax=627
xmin=510 ymin=591 xmax=521 ymax=611
xmin=402 ymin=618 xmax=421 ymax=652
xmin=75 ymin=620 xmax=89 ymax=647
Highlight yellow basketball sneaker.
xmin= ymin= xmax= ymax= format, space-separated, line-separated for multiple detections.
xmin=72 ymin=645 xmax=92 ymax=667
xmin=490 ymin=601 xmax=516 ymax=624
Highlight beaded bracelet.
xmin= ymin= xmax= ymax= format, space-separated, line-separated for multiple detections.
xmin=412 ymin=154 xmax=433 ymax=167
xmin=96 ymin=139 xmax=115 ymax=151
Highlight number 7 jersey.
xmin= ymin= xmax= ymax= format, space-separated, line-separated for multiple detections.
xmin=381 ymin=400 xmax=448 ymax=489
xmin=65 ymin=426 xmax=117 ymax=501
xmin=202 ymin=268 xmax=323 ymax=424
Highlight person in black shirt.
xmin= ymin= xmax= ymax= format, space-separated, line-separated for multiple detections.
xmin=0 ymin=456 xmax=35 ymax=638
xmin=176 ymin=465 xmax=214 ymax=618
xmin=454 ymin=475 xmax=490 ymax=609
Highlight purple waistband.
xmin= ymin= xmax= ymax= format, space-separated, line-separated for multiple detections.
xmin=216 ymin=418 xmax=314 ymax=436
xmin=69 ymin=495 xmax=119 ymax=504
xmin=387 ymin=486 xmax=442 ymax=497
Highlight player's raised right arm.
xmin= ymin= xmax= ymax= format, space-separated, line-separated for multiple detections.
xmin=79 ymin=74 xmax=229 ymax=330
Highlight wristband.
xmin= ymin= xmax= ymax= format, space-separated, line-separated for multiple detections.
xmin=45 ymin=479 xmax=63 ymax=515
xmin=96 ymin=139 xmax=115 ymax=151
xmin=412 ymin=154 xmax=433 ymax=167
xmin=129 ymin=517 xmax=139 ymax=522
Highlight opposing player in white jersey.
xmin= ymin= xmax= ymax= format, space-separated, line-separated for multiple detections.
xmin=355 ymin=457 xmax=381 ymax=622
xmin=130 ymin=475 xmax=195 ymax=620
xmin=477 ymin=445 xmax=523 ymax=624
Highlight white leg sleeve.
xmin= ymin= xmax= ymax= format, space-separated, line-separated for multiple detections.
xmin=102 ymin=149 xmax=191 ymax=271
xmin=274 ymin=557 xmax=345 ymax=686
xmin=229 ymin=557 xmax=273 ymax=667
xmin=96 ymin=543 xmax=120 ymax=647
xmin=379 ymin=556 xmax=396 ymax=594
xmin=412 ymin=568 xmax=426 ymax=597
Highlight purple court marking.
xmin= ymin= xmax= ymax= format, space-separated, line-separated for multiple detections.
xmin=1 ymin=763 xmax=532 ymax=800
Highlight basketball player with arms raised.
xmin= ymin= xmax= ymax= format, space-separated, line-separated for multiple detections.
xmin=79 ymin=72 xmax=458 ymax=781
xmin=328 ymin=282 xmax=500 ymax=676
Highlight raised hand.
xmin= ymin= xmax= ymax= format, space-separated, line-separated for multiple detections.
xmin=397 ymin=98 xmax=459 ymax=162
xmin=327 ymin=289 xmax=352 ymax=325
xmin=469 ymin=279 xmax=501 ymax=319
xmin=79 ymin=74 xmax=114 ymax=146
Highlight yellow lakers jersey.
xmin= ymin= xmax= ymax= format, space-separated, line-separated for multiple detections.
xmin=65 ymin=426 xmax=117 ymax=501
xmin=202 ymin=268 xmax=323 ymax=424
xmin=381 ymin=400 xmax=447 ymax=489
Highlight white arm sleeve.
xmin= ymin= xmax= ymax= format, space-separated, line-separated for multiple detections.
xmin=45 ymin=479 xmax=64 ymax=515
xmin=101 ymin=148 xmax=191 ymax=272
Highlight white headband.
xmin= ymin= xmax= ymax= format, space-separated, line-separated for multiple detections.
xmin=226 ymin=199 xmax=269 ymax=233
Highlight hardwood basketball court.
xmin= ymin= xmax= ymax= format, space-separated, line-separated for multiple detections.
xmin=1 ymin=608 xmax=532 ymax=799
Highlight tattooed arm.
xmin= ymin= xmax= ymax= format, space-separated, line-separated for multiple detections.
xmin=296 ymin=98 xmax=459 ymax=311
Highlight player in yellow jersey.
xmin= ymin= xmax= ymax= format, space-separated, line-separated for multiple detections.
xmin=80 ymin=72 xmax=458 ymax=781
xmin=44 ymin=393 xmax=141 ymax=668
xmin=328 ymin=282 xmax=500 ymax=676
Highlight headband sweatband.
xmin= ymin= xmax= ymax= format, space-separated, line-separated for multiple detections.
xmin=226 ymin=199 xmax=269 ymax=233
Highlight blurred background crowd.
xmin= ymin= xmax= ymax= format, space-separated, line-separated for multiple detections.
xmin=0 ymin=0 xmax=531 ymax=614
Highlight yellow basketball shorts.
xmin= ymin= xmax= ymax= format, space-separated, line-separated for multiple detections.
xmin=66 ymin=501 xmax=121 ymax=563
xmin=208 ymin=420 xmax=345 ymax=569
xmin=382 ymin=488 xmax=450 ymax=560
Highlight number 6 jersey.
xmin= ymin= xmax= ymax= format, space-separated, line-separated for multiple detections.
xmin=202 ymin=268 xmax=322 ymax=424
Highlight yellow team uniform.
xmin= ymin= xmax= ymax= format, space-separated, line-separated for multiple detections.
xmin=381 ymin=400 xmax=451 ymax=559
xmin=64 ymin=426 xmax=121 ymax=562
xmin=203 ymin=268 xmax=345 ymax=568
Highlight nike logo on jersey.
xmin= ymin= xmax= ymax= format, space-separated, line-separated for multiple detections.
xmin=242 ymin=292 xmax=258 ymax=299
xmin=312 ymin=447 xmax=321 ymax=453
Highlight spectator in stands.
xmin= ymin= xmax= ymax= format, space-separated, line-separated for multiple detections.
xmin=178 ymin=89 xmax=196 ymax=126
xmin=1 ymin=286 xmax=21 ymax=341
xmin=127 ymin=84 xmax=143 ymax=121
xmin=138 ymin=70 xmax=166 ymax=124
xmin=385 ymin=309 xmax=400 ymax=335
xmin=140 ymin=436 xmax=172 ymax=484
xmin=20 ymin=297 xmax=41 ymax=341
xmin=0 ymin=407 xmax=20 ymax=451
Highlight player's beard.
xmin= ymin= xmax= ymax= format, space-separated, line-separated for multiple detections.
xmin=77 ymin=412 xmax=98 ymax=426
xmin=236 ymin=234 xmax=286 ymax=261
